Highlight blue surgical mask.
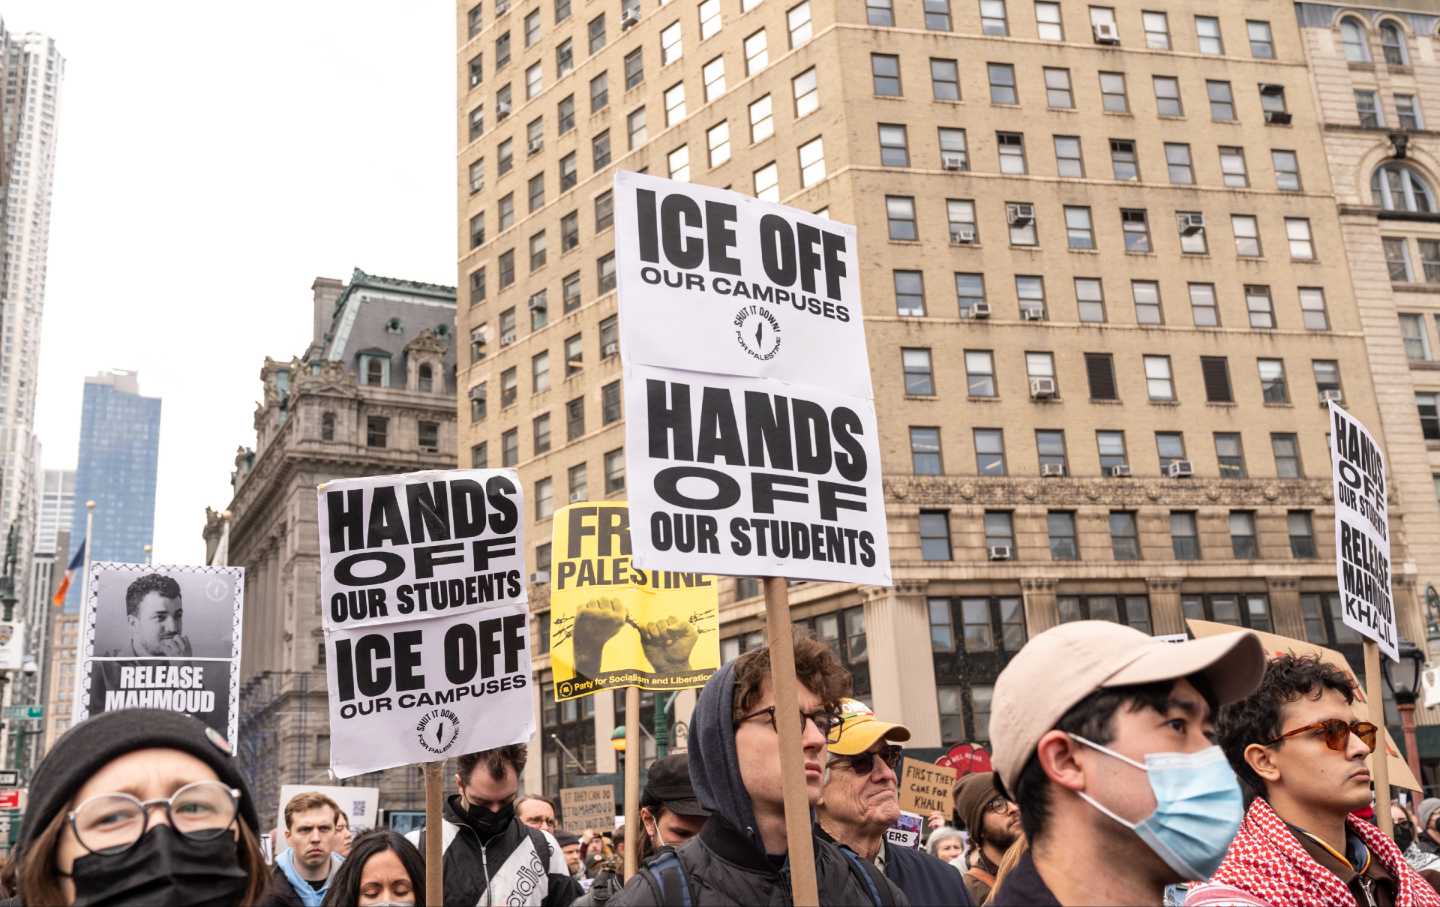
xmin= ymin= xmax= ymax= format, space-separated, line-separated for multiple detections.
xmin=1069 ymin=734 xmax=1243 ymax=881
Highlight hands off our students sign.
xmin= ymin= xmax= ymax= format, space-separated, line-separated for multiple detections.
xmin=1328 ymin=402 xmax=1397 ymax=661
xmin=317 ymin=469 xmax=533 ymax=777
xmin=613 ymin=171 xmax=891 ymax=585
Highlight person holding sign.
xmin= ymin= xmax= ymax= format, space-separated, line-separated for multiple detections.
xmin=403 ymin=745 xmax=581 ymax=907
xmin=1187 ymin=655 xmax=1440 ymax=907
xmin=816 ymin=698 xmax=974 ymax=907
xmin=608 ymin=636 xmax=905 ymax=906
xmin=954 ymin=771 xmax=1020 ymax=905
xmin=988 ymin=621 xmax=1266 ymax=907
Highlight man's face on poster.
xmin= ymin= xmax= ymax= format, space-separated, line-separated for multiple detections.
xmin=130 ymin=590 xmax=184 ymax=655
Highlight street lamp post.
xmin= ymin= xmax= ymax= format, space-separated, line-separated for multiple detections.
xmin=1384 ymin=639 xmax=1427 ymax=788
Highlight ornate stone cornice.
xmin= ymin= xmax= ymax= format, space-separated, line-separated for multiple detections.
xmin=1020 ymin=577 xmax=1057 ymax=593
xmin=1146 ymin=578 xmax=1184 ymax=593
xmin=884 ymin=476 xmax=1333 ymax=509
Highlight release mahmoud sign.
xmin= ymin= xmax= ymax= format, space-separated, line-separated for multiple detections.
xmin=614 ymin=171 xmax=891 ymax=585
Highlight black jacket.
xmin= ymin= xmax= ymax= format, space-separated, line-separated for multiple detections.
xmin=257 ymin=864 xmax=307 ymax=907
xmin=607 ymin=812 xmax=908 ymax=906
xmin=882 ymin=841 xmax=974 ymax=907
xmin=405 ymin=795 xmax=582 ymax=907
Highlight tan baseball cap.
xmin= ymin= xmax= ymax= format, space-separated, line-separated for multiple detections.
xmin=989 ymin=621 xmax=1265 ymax=792
xmin=828 ymin=698 xmax=911 ymax=756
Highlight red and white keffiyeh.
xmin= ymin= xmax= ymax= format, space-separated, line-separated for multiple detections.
xmin=1188 ymin=798 xmax=1440 ymax=907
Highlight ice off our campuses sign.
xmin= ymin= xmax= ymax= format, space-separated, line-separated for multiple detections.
xmin=614 ymin=171 xmax=891 ymax=585
xmin=1329 ymin=402 xmax=1397 ymax=661
xmin=317 ymin=469 xmax=533 ymax=777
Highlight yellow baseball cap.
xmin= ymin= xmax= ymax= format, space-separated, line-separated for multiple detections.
xmin=828 ymin=698 xmax=911 ymax=756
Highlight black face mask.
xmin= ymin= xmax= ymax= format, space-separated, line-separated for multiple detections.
xmin=466 ymin=801 xmax=515 ymax=839
xmin=1396 ymin=822 xmax=1415 ymax=852
xmin=68 ymin=823 xmax=250 ymax=907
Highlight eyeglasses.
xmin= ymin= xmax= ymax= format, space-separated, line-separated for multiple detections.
xmin=984 ymin=795 xmax=1014 ymax=815
xmin=735 ymin=705 xmax=845 ymax=742
xmin=1265 ymin=718 xmax=1377 ymax=753
xmin=827 ymin=744 xmax=903 ymax=776
xmin=68 ymin=780 xmax=240 ymax=855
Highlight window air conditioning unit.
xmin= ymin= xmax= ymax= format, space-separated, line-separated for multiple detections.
xmin=602 ymin=340 xmax=620 ymax=357
xmin=1041 ymin=463 xmax=1066 ymax=478
xmin=1006 ymin=203 xmax=1034 ymax=227
xmin=1021 ymin=305 xmax=1045 ymax=321
xmin=530 ymin=570 xmax=550 ymax=585
xmin=529 ymin=139 xmax=543 ymax=154
xmin=1167 ymin=459 xmax=1195 ymax=478
xmin=622 ymin=10 xmax=639 ymax=28
xmin=950 ymin=228 xmax=977 ymax=245
xmin=1264 ymin=110 xmax=1292 ymax=125
xmin=528 ymin=293 xmax=547 ymax=311
xmin=988 ymin=545 xmax=1013 ymax=561
xmin=1320 ymin=388 xmax=1344 ymax=406
xmin=1029 ymin=376 xmax=1058 ymax=398
xmin=566 ymin=356 xmax=584 ymax=372
xmin=1108 ymin=463 xmax=1133 ymax=478
xmin=967 ymin=302 xmax=992 ymax=319
xmin=941 ymin=152 xmax=967 ymax=171
xmin=1178 ymin=213 xmax=1206 ymax=235
xmin=500 ymin=331 xmax=517 ymax=347
xmin=570 ymin=490 xmax=586 ymax=502
xmin=1093 ymin=23 xmax=1120 ymax=44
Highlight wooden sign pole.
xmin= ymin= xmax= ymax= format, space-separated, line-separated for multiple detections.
xmin=764 ymin=577 xmax=820 ymax=907
xmin=1364 ymin=640 xmax=1393 ymax=838
xmin=624 ymin=685 xmax=642 ymax=879
xmin=424 ymin=760 xmax=445 ymax=906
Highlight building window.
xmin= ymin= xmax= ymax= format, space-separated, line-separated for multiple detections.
xmin=698 ymin=0 xmax=722 ymax=39
xmin=362 ymin=355 xmax=389 ymax=387
xmin=1418 ymin=392 xmax=1440 ymax=440
xmin=594 ymin=190 xmax=614 ymax=232
xmin=559 ymin=153 xmax=577 ymax=191
xmin=1048 ymin=511 xmax=1078 ymax=560
xmin=1187 ymin=283 xmax=1219 ymax=327
xmin=525 ymin=62 xmax=543 ymax=99
xmin=467 ymin=4 xmax=483 ymax=38
xmin=1248 ymin=20 xmax=1274 ymax=58
xmin=590 ymin=73 xmax=609 ymax=113
xmin=471 ymin=442 xmax=488 ymax=468
xmin=1229 ymin=512 xmax=1258 ymax=559
xmin=561 ymin=211 xmax=579 ymax=251
xmin=664 ymin=82 xmax=686 ymax=126
xmin=568 ymin=463 xmax=587 ymax=501
xmin=558 ymin=94 xmax=576 ymax=133
xmin=566 ymin=397 xmax=585 ymax=440
xmin=660 ymin=21 xmax=683 ymax=65
xmin=1086 ymin=354 xmax=1118 ymax=401
xmin=1340 ymin=17 xmax=1369 ymax=61
xmin=1272 ymin=150 xmax=1301 ymax=191
xmin=1297 ymin=288 xmax=1328 ymax=330
xmin=984 ymin=63 xmax=1014 ymax=105
xmin=894 ymin=270 xmax=925 ymax=316
xmin=1058 ymin=595 xmax=1152 ymax=634
xmin=625 ymin=107 xmax=648 ymax=150
xmin=966 ymin=350 xmax=997 ymax=397
xmin=932 ymin=597 xmax=1025 ymax=744
xmin=1132 ymin=280 xmax=1161 ymax=324
xmin=624 ymin=48 xmax=645 ymax=89
xmin=418 ymin=419 xmax=440 ymax=454
xmin=1109 ymin=511 xmax=1140 ymax=561
xmin=785 ymin=69 xmax=817 ymax=119
xmin=604 ymin=448 xmax=625 ymax=493
xmin=1076 ymin=278 xmax=1105 ymax=323
xmin=1043 ymin=68 xmax=1072 ymax=109
xmin=1017 ymin=275 xmax=1045 ymax=318
xmin=1258 ymin=359 xmax=1289 ymax=404
xmin=979 ymin=0 xmax=1006 ymax=34
xmin=703 ymin=56 xmax=726 ymax=102
xmin=501 ymin=367 xmax=518 ymax=408
xmin=997 ymin=132 xmax=1026 ymax=174
xmin=1036 ymin=429 xmax=1067 ymax=472
xmin=975 ymin=429 xmax=1006 ymax=475
xmin=563 ymin=271 xmax=583 ymax=311
xmin=956 ymin=273 xmax=986 ymax=315
xmin=947 ymin=200 xmax=978 ymax=244
xmin=1245 ymin=286 xmax=1277 ymax=331
xmin=1272 ymin=433 xmax=1302 ymax=478
xmin=798 ymin=137 xmax=826 ymax=187
xmin=1220 ymin=146 xmax=1250 ymax=188
xmin=1184 ymin=594 xmax=1273 ymax=633
xmin=1121 ymin=209 xmax=1151 ymax=253
xmin=911 ymin=427 xmax=943 ymax=475
xmin=1157 ymin=431 xmax=1186 ymax=471
xmin=1372 ymin=164 xmax=1436 ymax=213
xmin=788 ymin=1 xmax=812 ymax=46
xmin=1035 ymin=1 xmax=1062 ymax=40
xmin=1207 ymin=80 xmax=1235 ymax=121
xmin=879 ymin=124 xmax=909 ymax=167
xmin=933 ymin=59 xmax=961 ymax=101
xmin=529 ymin=231 xmax=548 ymax=271
xmin=745 ymin=29 xmax=769 ymax=75
xmin=1144 ymin=355 xmax=1174 ymax=401
xmin=887 ymin=196 xmax=917 ymax=241
xmin=871 ymin=54 xmax=901 ymax=96
xmin=1196 ymin=15 xmax=1224 ymax=54
xmin=1288 ymin=511 xmax=1316 ymax=558
xmin=749 ymin=95 xmax=774 ymax=143
xmin=903 ymin=348 xmax=935 ymax=395
xmin=984 ymin=511 xmax=1015 ymax=551
xmin=1143 ymin=10 xmax=1170 ymax=49
xmin=1099 ymin=72 xmax=1128 ymax=113
xmin=1232 ymin=215 xmax=1260 ymax=256
xmin=1215 ymin=432 xmax=1247 ymax=478
xmin=1164 ymin=143 xmax=1194 ymax=185
xmin=1027 ymin=352 xmax=1057 ymax=395
xmin=1402 ymin=313 xmax=1432 ymax=361
xmin=533 ymin=414 xmax=551 ymax=455
xmin=1008 ymin=200 xmax=1037 ymax=246
xmin=1396 ymin=95 xmax=1423 ymax=131
xmin=1153 ymin=76 xmax=1182 ymax=116
xmin=1171 ymin=511 xmax=1200 ymax=560
xmin=598 ymin=252 xmax=616 ymax=293
xmin=1064 ymin=206 xmax=1095 ymax=250
xmin=919 ymin=511 xmax=952 ymax=561
xmin=707 ymin=121 xmax=731 ymax=167
xmin=1201 ymin=356 xmax=1233 ymax=403
xmin=366 ymin=416 xmax=388 ymax=448
xmin=601 ymin=381 xmax=622 ymax=424
xmin=1314 ymin=360 xmax=1343 ymax=400
xmin=1356 ymin=90 xmax=1383 ymax=129
xmin=1055 ymin=135 xmax=1084 ymax=177
xmin=868 ymin=0 xmax=895 ymax=27
xmin=1380 ymin=21 xmax=1407 ymax=65
xmin=667 ymin=144 xmax=690 ymax=181
xmin=557 ymin=38 xmax=574 ymax=76
xmin=1384 ymin=237 xmax=1414 ymax=281
xmin=599 ymin=315 xmax=618 ymax=358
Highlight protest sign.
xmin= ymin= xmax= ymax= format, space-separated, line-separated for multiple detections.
xmin=897 ymin=757 xmax=958 ymax=816
xmin=614 ymin=170 xmax=891 ymax=586
xmin=550 ymin=502 xmax=719 ymax=701
xmin=0 ymin=623 xmax=24 ymax=672
xmin=1425 ymin=667 xmax=1440 ymax=709
xmin=1329 ymin=402 xmax=1397 ymax=661
xmin=317 ymin=469 xmax=531 ymax=778
xmin=275 ymin=784 xmax=379 ymax=842
xmin=76 ymin=563 xmax=243 ymax=742
xmin=560 ymin=785 xmax=616 ymax=832
xmin=1188 ymin=618 xmax=1420 ymax=791
xmin=885 ymin=811 xmax=924 ymax=850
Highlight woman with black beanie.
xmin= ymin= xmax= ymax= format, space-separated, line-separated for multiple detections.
xmin=0 ymin=708 xmax=268 ymax=907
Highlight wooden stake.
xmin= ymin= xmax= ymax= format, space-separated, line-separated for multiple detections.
xmin=764 ymin=577 xmax=820 ymax=907
xmin=624 ymin=685 xmax=642 ymax=880
xmin=424 ymin=761 xmax=445 ymax=907
xmin=1364 ymin=640 xmax=1393 ymax=838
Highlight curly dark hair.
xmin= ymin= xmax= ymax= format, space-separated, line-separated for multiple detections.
xmin=731 ymin=629 xmax=852 ymax=719
xmin=125 ymin=573 xmax=181 ymax=618
xmin=458 ymin=744 xmax=528 ymax=786
xmin=1216 ymin=653 xmax=1355 ymax=798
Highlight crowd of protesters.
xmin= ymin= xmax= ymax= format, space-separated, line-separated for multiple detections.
xmin=5 ymin=619 xmax=1440 ymax=905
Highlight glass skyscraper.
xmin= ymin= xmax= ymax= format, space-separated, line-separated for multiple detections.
xmin=64 ymin=371 xmax=161 ymax=611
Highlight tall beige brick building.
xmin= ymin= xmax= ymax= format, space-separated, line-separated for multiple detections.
xmin=455 ymin=0 xmax=1437 ymax=795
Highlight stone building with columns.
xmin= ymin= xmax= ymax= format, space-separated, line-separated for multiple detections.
xmin=452 ymin=0 xmax=1440 ymax=798
xmin=212 ymin=268 xmax=457 ymax=825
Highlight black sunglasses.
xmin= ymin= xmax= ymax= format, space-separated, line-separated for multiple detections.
xmin=828 ymin=744 xmax=903 ymax=775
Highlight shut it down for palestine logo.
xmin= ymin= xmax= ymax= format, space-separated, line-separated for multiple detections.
xmin=416 ymin=707 xmax=461 ymax=756
xmin=734 ymin=305 xmax=782 ymax=361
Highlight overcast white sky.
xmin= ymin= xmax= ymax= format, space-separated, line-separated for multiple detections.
xmin=10 ymin=1 xmax=456 ymax=563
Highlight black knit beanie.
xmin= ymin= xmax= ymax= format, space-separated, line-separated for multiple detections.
xmin=19 ymin=709 xmax=260 ymax=855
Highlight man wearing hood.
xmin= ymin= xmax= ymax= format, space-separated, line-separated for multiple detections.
xmin=609 ymin=634 xmax=908 ymax=905
xmin=405 ymin=744 xmax=582 ymax=907
xmin=261 ymin=791 xmax=345 ymax=907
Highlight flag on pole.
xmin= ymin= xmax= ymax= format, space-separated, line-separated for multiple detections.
xmin=51 ymin=539 xmax=85 ymax=607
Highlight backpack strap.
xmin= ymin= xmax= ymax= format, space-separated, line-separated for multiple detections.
xmin=968 ymin=866 xmax=997 ymax=887
xmin=524 ymin=825 xmax=554 ymax=869
xmin=838 ymin=845 xmax=896 ymax=907
xmin=639 ymin=848 xmax=692 ymax=907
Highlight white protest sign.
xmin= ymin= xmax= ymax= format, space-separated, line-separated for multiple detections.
xmin=1328 ymin=402 xmax=1397 ymax=661
xmin=614 ymin=170 xmax=890 ymax=585
xmin=1424 ymin=668 xmax=1440 ymax=710
xmin=317 ymin=469 xmax=533 ymax=777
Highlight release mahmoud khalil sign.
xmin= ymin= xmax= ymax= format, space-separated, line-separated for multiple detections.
xmin=614 ymin=170 xmax=891 ymax=585
xmin=1328 ymin=402 xmax=1397 ymax=661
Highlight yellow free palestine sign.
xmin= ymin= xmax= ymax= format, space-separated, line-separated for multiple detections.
xmin=550 ymin=502 xmax=720 ymax=701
